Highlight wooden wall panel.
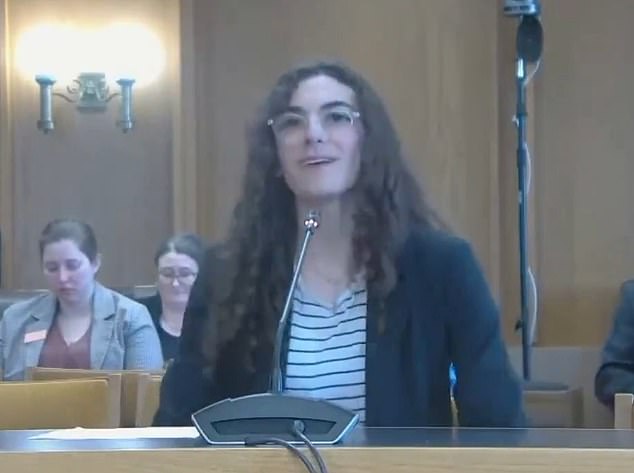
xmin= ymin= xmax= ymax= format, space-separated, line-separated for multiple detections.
xmin=188 ymin=0 xmax=634 ymax=346
xmin=5 ymin=0 xmax=634 ymax=347
xmin=0 ymin=0 xmax=15 ymax=288
xmin=2 ymin=0 xmax=178 ymax=288
xmin=532 ymin=0 xmax=634 ymax=345
xmin=189 ymin=0 xmax=502 ymax=295
xmin=170 ymin=0 xmax=198 ymax=234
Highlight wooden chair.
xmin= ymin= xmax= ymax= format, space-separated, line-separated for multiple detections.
xmin=134 ymin=374 xmax=164 ymax=427
xmin=119 ymin=371 xmax=155 ymax=427
xmin=614 ymin=393 xmax=634 ymax=429
xmin=0 ymin=378 xmax=116 ymax=429
xmin=27 ymin=367 xmax=122 ymax=427
xmin=450 ymin=388 xmax=583 ymax=428
xmin=523 ymin=386 xmax=584 ymax=428
xmin=27 ymin=367 xmax=162 ymax=427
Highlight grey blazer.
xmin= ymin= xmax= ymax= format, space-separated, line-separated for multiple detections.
xmin=0 ymin=282 xmax=164 ymax=380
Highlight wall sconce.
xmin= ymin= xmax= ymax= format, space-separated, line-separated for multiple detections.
xmin=17 ymin=22 xmax=165 ymax=135
xmin=35 ymin=73 xmax=136 ymax=133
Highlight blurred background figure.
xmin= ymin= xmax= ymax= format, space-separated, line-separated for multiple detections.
xmin=139 ymin=233 xmax=205 ymax=364
xmin=595 ymin=280 xmax=634 ymax=407
xmin=0 ymin=219 xmax=163 ymax=380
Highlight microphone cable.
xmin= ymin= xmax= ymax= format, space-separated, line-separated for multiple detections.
xmin=245 ymin=436 xmax=318 ymax=473
xmin=513 ymin=57 xmax=541 ymax=345
xmin=292 ymin=420 xmax=328 ymax=473
xmin=244 ymin=420 xmax=329 ymax=473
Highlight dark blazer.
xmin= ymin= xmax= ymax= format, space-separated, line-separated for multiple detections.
xmin=137 ymin=294 xmax=164 ymax=341
xmin=137 ymin=294 xmax=181 ymax=363
xmin=138 ymin=294 xmax=162 ymax=322
xmin=595 ymin=280 xmax=634 ymax=406
xmin=154 ymin=229 xmax=525 ymax=427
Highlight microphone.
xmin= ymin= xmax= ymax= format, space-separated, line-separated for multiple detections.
xmin=192 ymin=210 xmax=359 ymax=445
xmin=504 ymin=0 xmax=543 ymax=382
xmin=504 ymin=0 xmax=543 ymax=65
xmin=270 ymin=210 xmax=319 ymax=393
xmin=503 ymin=0 xmax=540 ymax=17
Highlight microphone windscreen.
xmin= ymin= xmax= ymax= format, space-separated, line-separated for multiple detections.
xmin=517 ymin=15 xmax=544 ymax=63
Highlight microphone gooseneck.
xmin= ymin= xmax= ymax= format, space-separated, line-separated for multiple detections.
xmin=270 ymin=210 xmax=320 ymax=394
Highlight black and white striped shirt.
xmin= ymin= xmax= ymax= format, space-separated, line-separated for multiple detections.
xmin=284 ymin=277 xmax=367 ymax=423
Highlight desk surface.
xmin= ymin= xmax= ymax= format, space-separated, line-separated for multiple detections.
xmin=3 ymin=427 xmax=634 ymax=452
xmin=4 ymin=428 xmax=634 ymax=473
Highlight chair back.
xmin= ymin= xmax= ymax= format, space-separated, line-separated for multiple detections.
xmin=0 ymin=378 xmax=114 ymax=429
xmin=614 ymin=393 xmax=634 ymax=429
xmin=27 ymin=367 xmax=164 ymax=427
xmin=135 ymin=374 xmax=164 ymax=427
xmin=28 ymin=367 xmax=124 ymax=427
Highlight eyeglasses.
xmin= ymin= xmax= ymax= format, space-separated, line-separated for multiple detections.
xmin=267 ymin=105 xmax=361 ymax=146
xmin=158 ymin=267 xmax=198 ymax=283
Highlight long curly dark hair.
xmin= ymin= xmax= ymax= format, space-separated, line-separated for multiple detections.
xmin=203 ymin=60 xmax=444 ymax=369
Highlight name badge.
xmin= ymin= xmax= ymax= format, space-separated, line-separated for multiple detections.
xmin=24 ymin=329 xmax=47 ymax=343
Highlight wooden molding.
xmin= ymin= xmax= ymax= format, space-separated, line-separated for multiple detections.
xmin=0 ymin=0 xmax=14 ymax=288
xmin=170 ymin=0 xmax=198 ymax=234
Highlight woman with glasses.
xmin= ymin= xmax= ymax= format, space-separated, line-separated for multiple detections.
xmin=0 ymin=219 xmax=163 ymax=380
xmin=139 ymin=234 xmax=205 ymax=364
xmin=154 ymin=61 xmax=524 ymax=427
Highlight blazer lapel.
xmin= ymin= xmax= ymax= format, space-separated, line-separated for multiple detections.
xmin=23 ymin=294 xmax=57 ymax=371
xmin=364 ymin=288 xmax=381 ymax=425
xmin=365 ymin=270 xmax=412 ymax=426
xmin=90 ymin=283 xmax=116 ymax=369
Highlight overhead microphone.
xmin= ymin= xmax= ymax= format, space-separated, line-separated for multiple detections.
xmin=504 ymin=0 xmax=543 ymax=65
xmin=503 ymin=0 xmax=540 ymax=17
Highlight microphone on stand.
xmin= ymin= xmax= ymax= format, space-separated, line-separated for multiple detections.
xmin=504 ymin=1 xmax=570 ymax=405
xmin=503 ymin=0 xmax=540 ymax=17
xmin=503 ymin=0 xmax=544 ymax=383
xmin=504 ymin=0 xmax=543 ymax=68
xmin=516 ymin=16 xmax=543 ymax=65
xmin=192 ymin=210 xmax=359 ymax=445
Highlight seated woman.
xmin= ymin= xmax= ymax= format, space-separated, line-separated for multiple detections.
xmin=0 ymin=219 xmax=163 ymax=380
xmin=154 ymin=61 xmax=525 ymax=427
xmin=139 ymin=234 xmax=205 ymax=364
xmin=595 ymin=280 xmax=634 ymax=406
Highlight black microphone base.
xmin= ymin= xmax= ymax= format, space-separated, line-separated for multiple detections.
xmin=192 ymin=392 xmax=359 ymax=445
